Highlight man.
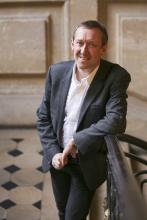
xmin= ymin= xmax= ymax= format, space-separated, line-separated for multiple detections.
xmin=36 ymin=20 xmax=131 ymax=220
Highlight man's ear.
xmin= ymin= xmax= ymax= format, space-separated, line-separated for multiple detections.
xmin=101 ymin=44 xmax=107 ymax=56
xmin=71 ymin=39 xmax=74 ymax=51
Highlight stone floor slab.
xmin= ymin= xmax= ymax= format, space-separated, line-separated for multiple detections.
xmin=14 ymin=153 xmax=42 ymax=169
xmin=11 ymin=168 xmax=44 ymax=186
xmin=0 ymin=169 xmax=10 ymax=185
xmin=7 ymin=205 xmax=40 ymax=220
xmin=9 ymin=186 xmax=42 ymax=205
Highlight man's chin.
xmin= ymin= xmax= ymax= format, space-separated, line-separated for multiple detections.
xmin=78 ymin=65 xmax=88 ymax=71
xmin=77 ymin=62 xmax=89 ymax=69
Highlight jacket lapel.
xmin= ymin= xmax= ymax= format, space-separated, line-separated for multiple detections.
xmin=57 ymin=67 xmax=73 ymax=141
xmin=76 ymin=59 xmax=114 ymax=129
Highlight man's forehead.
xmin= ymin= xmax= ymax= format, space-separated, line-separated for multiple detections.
xmin=74 ymin=27 xmax=101 ymax=40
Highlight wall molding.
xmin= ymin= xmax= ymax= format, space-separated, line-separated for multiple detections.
xmin=0 ymin=0 xmax=65 ymax=3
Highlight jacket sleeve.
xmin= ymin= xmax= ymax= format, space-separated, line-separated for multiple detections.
xmin=73 ymin=69 xmax=131 ymax=155
xmin=36 ymin=67 xmax=61 ymax=168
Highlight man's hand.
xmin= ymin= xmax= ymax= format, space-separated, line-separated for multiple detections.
xmin=62 ymin=139 xmax=78 ymax=167
xmin=52 ymin=153 xmax=68 ymax=170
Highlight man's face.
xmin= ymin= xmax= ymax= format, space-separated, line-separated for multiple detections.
xmin=71 ymin=27 xmax=107 ymax=74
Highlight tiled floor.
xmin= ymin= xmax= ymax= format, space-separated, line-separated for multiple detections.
xmin=0 ymin=129 xmax=58 ymax=220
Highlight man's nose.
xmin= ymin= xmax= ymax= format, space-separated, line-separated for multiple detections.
xmin=81 ymin=44 xmax=88 ymax=53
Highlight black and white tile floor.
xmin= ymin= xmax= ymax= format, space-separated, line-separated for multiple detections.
xmin=0 ymin=129 xmax=58 ymax=220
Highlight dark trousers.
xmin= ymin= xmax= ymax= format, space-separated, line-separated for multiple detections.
xmin=50 ymin=160 xmax=95 ymax=220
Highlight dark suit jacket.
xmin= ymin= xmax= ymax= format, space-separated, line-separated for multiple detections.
xmin=36 ymin=59 xmax=131 ymax=190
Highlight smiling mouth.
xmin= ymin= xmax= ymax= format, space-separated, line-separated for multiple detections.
xmin=79 ymin=57 xmax=89 ymax=61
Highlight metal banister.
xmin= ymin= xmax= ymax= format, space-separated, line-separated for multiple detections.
xmin=117 ymin=133 xmax=147 ymax=151
xmin=105 ymin=135 xmax=147 ymax=220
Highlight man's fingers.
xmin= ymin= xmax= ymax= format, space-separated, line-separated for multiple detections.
xmin=71 ymin=151 xmax=76 ymax=158
xmin=70 ymin=147 xmax=78 ymax=158
xmin=62 ymin=151 xmax=68 ymax=166
xmin=61 ymin=153 xmax=66 ymax=166
xmin=52 ymin=153 xmax=63 ymax=169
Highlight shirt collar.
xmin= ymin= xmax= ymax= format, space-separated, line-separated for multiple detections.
xmin=72 ymin=63 xmax=99 ymax=86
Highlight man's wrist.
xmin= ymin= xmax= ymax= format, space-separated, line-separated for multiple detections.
xmin=71 ymin=138 xmax=76 ymax=148
xmin=71 ymin=138 xmax=78 ymax=153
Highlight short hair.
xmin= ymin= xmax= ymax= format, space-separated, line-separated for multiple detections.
xmin=72 ymin=20 xmax=108 ymax=46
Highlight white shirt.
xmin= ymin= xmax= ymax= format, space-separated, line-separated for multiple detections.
xmin=62 ymin=64 xmax=99 ymax=148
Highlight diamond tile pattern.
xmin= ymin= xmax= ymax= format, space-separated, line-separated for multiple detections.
xmin=8 ymin=149 xmax=23 ymax=157
xmin=2 ymin=181 xmax=18 ymax=191
xmin=39 ymin=150 xmax=43 ymax=156
xmin=33 ymin=200 xmax=42 ymax=209
xmin=0 ymin=199 xmax=16 ymax=209
xmin=0 ymin=132 xmax=47 ymax=220
xmin=4 ymin=165 xmax=20 ymax=174
xmin=37 ymin=166 xmax=43 ymax=173
xmin=34 ymin=182 xmax=44 ymax=191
